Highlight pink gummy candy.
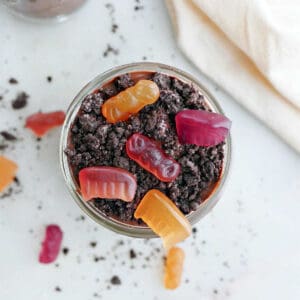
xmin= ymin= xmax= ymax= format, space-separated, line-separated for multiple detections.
xmin=175 ymin=110 xmax=231 ymax=147
xmin=39 ymin=225 xmax=63 ymax=264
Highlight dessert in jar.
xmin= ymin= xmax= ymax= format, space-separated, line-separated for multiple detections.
xmin=2 ymin=0 xmax=87 ymax=20
xmin=60 ymin=62 xmax=231 ymax=238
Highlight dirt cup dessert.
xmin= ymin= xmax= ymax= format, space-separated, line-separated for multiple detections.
xmin=2 ymin=0 xmax=87 ymax=20
xmin=60 ymin=62 xmax=231 ymax=288
xmin=61 ymin=62 xmax=231 ymax=235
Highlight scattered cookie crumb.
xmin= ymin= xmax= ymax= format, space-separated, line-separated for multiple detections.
xmin=90 ymin=241 xmax=97 ymax=248
xmin=105 ymin=3 xmax=119 ymax=34
xmin=0 ymin=131 xmax=17 ymax=141
xmin=54 ymin=286 xmax=62 ymax=292
xmin=47 ymin=76 xmax=52 ymax=82
xmin=111 ymin=24 xmax=118 ymax=33
xmin=94 ymin=256 xmax=105 ymax=262
xmin=129 ymin=249 xmax=136 ymax=259
xmin=75 ymin=215 xmax=85 ymax=221
xmin=93 ymin=292 xmax=101 ymax=298
xmin=103 ymin=44 xmax=119 ymax=57
xmin=13 ymin=177 xmax=20 ymax=186
xmin=11 ymin=92 xmax=28 ymax=109
xmin=110 ymin=275 xmax=121 ymax=285
xmin=0 ymin=144 xmax=8 ymax=150
xmin=9 ymin=78 xmax=18 ymax=84
xmin=134 ymin=0 xmax=144 ymax=11
xmin=117 ymin=240 xmax=124 ymax=246
xmin=62 ymin=247 xmax=69 ymax=255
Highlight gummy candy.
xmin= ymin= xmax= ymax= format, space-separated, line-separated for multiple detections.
xmin=101 ymin=80 xmax=160 ymax=123
xmin=126 ymin=133 xmax=180 ymax=182
xmin=25 ymin=111 xmax=65 ymax=137
xmin=134 ymin=189 xmax=191 ymax=249
xmin=39 ymin=225 xmax=63 ymax=264
xmin=164 ymin=247 xmax=185 ymax=290
xmin=0 ymin=156 xmax=18 ymax=193
xmin=175 ymin=109 xmax=231 ymax=146
xmin=79 ymin=166 xmax=137 ymax=202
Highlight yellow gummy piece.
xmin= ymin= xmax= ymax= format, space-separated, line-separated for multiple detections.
xmin=134 ymin=189 xmax=191 ymax=250
xmin=0 ymin=156 xmax=18 ymax=193
xmin=164 ymin=247 xmax=185 ymax=290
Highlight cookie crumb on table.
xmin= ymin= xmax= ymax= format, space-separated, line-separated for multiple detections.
xmin=0 ymin=131 xmax=17 ymax=141
xmin=103 ymin=44 xmax=119 ymax=57
xmin=110 ymin=275 xmax=121 ymax=285
xmin=11 ymin=92 xmax=28 ymax=109
xmin=90 ymin=241 xmax=97 ymax=248
xmin=8 ymin=78 xmax=18 ymax=84
xmin=129 ymin=249 xmax=137 ymax=259
xmin=62 ymin=247 xmax=69 ymax=255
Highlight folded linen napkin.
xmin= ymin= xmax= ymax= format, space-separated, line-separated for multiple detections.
xmin=166 ymin=0 xmax=300 ymax=153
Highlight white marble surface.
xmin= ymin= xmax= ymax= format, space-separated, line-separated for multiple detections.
xmin=0 ymin=1 xmax=300 ymax=299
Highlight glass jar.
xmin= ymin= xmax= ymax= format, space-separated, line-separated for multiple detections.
xmin=1 ymin=0 xmax=87 ymax=21
xmin=60 ymin=62 xmax=232 ymax=238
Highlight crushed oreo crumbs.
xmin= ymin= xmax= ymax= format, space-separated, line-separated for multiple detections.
xmin=9 ymin=78 xmax=18 ymax=84
xmin=134 ymin=0 xmax=144 ymax=11
xmin=112 ymin=24 xmax=118 ymax=33
xmin=0 ymin=131 xmax=17 ymax=141
xmin=103 ymin=44 xmax=119 ymax=57
xmin=11 ymin=92 xmax=28 ymax=109
xmin=62 ymin=247 xmax=69 ymax=255
xmin=129 ymin=249 xmax=137 ymax=259
xmin=75 ymin=215 xmax=85 ymax=221
xmin=0 ymin=144 xmax=8 ymax=150
xmin=110 ymin=275 xmax=121 ymax=285
xmin=90 ymin=241 xmax=97 ymax=248
xmin=94 ymin=256 xmax=105 ymax=262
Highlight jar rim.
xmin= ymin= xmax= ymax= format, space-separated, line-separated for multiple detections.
xmin=59 ymin=62 xmax=232 ymax=238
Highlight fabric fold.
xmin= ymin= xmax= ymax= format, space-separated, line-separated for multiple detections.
xmin=166 ymin=0 xmax=300 ymax=153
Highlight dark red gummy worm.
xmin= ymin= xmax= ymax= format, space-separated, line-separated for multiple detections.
xmin=126 ymin=133 xmax=181 ymax=182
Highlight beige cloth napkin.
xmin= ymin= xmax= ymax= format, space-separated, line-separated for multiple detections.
xmin=166 ymin=0 xmax=300 ymax=153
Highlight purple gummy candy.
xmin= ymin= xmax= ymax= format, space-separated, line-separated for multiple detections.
xmin=175 ymin=110 xmax=231 ymax=147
